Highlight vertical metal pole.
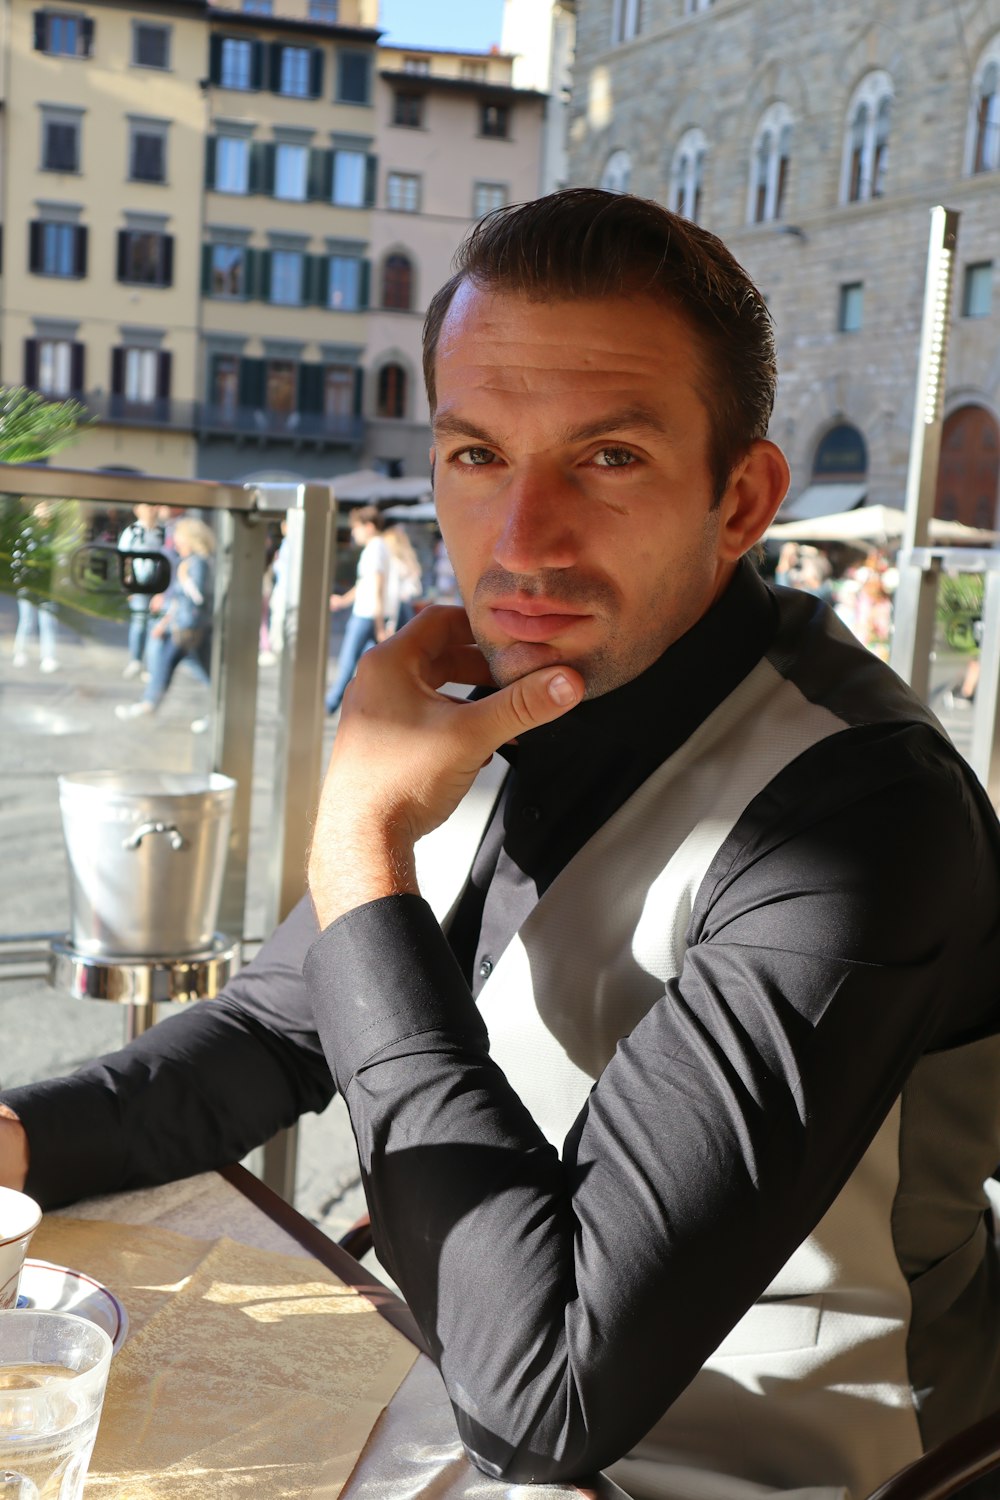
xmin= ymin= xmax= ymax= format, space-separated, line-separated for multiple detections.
xmin=969 ymin=566 xmax=1000 ymax=805
xmin=260 ymin=483 xmax=336 ymax=1202
xmin=890 ymin=206 xmax=960 ymax=696
xmin=212 ymin=509 xmax=268 ymax=942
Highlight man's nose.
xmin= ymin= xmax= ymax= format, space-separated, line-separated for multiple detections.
xmin=492 ymin=465 xmax=579 ymax=574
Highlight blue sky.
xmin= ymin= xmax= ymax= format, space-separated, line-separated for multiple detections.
xmin=377 ymin=0 xmax=506 ymax=52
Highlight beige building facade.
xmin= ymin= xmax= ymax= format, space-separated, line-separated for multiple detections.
xmin=569 ymin=0 xmax=1000 ymax=526
xmin=364 ymin=42 xmax=547 ymax=477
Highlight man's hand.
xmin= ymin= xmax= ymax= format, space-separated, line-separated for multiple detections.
xmin=308 ymin=605 xmax=583 ymax=929
xmin=0 ymin=1106 xmax=29 ymax=1190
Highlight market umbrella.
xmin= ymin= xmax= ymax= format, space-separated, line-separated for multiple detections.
xmin=767 ymin=504 xmax=1000 ymax=546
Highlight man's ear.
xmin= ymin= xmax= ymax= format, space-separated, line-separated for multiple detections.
xmin=717 ymin=440 xmax=790 ymax=561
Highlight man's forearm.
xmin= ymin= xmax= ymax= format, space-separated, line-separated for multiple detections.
xmin=0 ymin=1106 xmax=28 ymax=1190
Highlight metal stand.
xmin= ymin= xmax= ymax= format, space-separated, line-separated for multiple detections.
xmin=49 ymin=935 xmax=241 ymax=1040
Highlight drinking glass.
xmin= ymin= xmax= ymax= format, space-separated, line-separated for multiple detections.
xmin=0 ymin=1310 xmax=112 ymax=1500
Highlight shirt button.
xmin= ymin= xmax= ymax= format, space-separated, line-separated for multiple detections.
xmin=479 ymin=955 xmax=493 ymax=978
xmin=522 ymin=804 xmax=541 ymax=822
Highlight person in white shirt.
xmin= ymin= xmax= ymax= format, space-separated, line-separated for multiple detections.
xmin=325 ymin=506 xmax=390 ymax=715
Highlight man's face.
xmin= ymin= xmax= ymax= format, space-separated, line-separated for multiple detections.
xmin=430 ymin=285 xmax=753 ymax=698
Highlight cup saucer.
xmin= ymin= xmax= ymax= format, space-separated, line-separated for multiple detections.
xmin=16 ymin=1259 xmax=128 ymax=1353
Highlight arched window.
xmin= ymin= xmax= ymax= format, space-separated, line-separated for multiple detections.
xmin=841 ymin=72 xmax=893 ymax=203
xmin=377 ymin=362 xmax=407 ymax=419
xmin=382 ymin=254 xmax=413 ymax=311
xmin=812 ymin=423 xmax=868 ymax=482
xmin=934 ymin=406 xmax=1000 ymax=528
xmin=969 ymin=38 xmax=1000 ymax=173
xmin=600 ymin=149 xmax=632 ymax=194
xmin=747 ymin=103 xmax=792 ymax=224
xmin=669 ymin=128 xmax=706 ymax=222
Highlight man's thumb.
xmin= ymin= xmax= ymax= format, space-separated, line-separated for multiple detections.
xmin=492 ymin=665 xmax=585 ymax=739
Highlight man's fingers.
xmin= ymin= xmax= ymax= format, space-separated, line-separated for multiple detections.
xmin=471 ymin=664 xmax=584 ymax=746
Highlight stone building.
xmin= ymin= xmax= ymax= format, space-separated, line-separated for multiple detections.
xmin=568 ymin=0 xmax=1000 ymax=525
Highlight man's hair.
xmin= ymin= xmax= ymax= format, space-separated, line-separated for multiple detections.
xmin=422 ymin=188 xmax=777 ymax=503
xmin=351 ymin=505 xmax=386 ymax=531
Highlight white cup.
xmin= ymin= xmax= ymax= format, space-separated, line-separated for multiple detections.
xmin=0 ymin=1186 xmax=42 ymax=1309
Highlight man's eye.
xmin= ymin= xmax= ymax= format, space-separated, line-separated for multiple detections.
xmin=592 ymin=447 xmax=636 ymax=468
xmin=456 ymin=447 xmax=495 ymax=466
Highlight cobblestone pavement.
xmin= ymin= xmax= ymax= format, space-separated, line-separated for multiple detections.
xmin=0 ymin=592 xmax=366 ymax=1240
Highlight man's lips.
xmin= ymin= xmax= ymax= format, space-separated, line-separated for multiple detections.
xmin=488 ymin=601 xmax=593 ymax=642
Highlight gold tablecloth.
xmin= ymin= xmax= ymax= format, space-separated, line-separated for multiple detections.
xmin=30 ymin=1209 xmax=417 ymax=1498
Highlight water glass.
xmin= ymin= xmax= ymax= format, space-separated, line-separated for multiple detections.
xmin=0 ymin=1310 xmax=112 ymax=1500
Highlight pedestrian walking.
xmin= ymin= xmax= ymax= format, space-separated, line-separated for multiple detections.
xmin=324 ymin=507 xmax=390 ymax=715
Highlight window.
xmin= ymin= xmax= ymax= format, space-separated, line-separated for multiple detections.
xmin=279 ymin=45 xmax=311 ymax=97
xmin=328 ymin=255 xmax=362 ymax=310
xmin=963 ymin=261 xmax=993 ymax=318
xmin=402 ymin=56 xmax=429 ymax=75
xmin=386 ymin=171 xmax=420 ymax=212
xmin=274 ymin=143 xmax=308 ymax=201
xmin=30 ymin=221 xmax=86 ymax=277
xmin=472 ymin=181 xmax=506 ymax=218
xmin=33 ymin=11 xmax=93 ymax=57
xmin=270 ymin=249 xmax=304 ymax=304
xmin=37 ymin=339 xmax=75 ymax=396
xmin=332 ymin=148 xmax=367 ymax=206
xmin=209 ymin=244 xmax=247 ymax=298
xmin=748 ymin=104 xmax=792 ymax=224
xmin=215 ymin=135 xmax=250 ymax=194
xmin=124 ymin=347 xmax=159 ymax=404
xmin=324 ymin=365 xmax=354 ymax=417
xmin=393 ymin=91 xmax=424 ymax=128
xmin=382 ymin=253 xmax=412 ymax=309
xmin=221 ymin=37 xmax=254 ymax=89
xmin=970 ymin=40 xmax=1000 ymax=174
xmin=117 ymin=229 xmax=172 ymax=286
xmin=611 ymin=0 xmax=641 ymax=43
xmin=266 ymin=360 xmax=296 ymax=417
xmin=480 ymin=102 xmax=509 ymax=139
xmin=377 ymin=362 xmax=406 ymax=419
xmin=42 ymin=117 xmax=80 ymax=173
xmin=308 ymin=0 xmax=338 ymax=20
xmin=132 ymin=22 xmax=169 ymax=68
xmin=211 ymin=354 xmax=239 ymax=416
xmin=669 ymin=128 xmax=706 ymax=221
xmin=842 ymin=72 xmax=892 ymax=204
xmin=599 ymin=150 xmax=631 ymax=194
xmin=242 ymin=0 xmax=272 ymax=13
xmin=684 ymin=0 xmax=712 ymax=12
xmin=838 ymin=282 xmax=864 ymax=332
xmin=129 ymin=122 xmax=167 ymax=183
xmin=460 ymin=60 xmax=487 ymax=80
xmin=338 ymin=50 xmax=370 ymax=104
xmin=812 ymin=423 xmax=867 ymax=480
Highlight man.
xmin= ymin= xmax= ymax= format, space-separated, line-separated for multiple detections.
xmin=116 ymin=501 xmax=166 ymax=680
xmin=3 ymin=191 xmax=1000 ymax=1500
xmin=325 ymin=505 xmax=391 ymax=714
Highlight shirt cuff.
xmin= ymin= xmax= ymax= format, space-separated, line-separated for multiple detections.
xmin=303 ymin=893 xmax=488 ymax=1096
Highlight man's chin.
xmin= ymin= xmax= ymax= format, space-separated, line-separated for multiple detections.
xmin=478 ymin=637 xmax=569 ymax=688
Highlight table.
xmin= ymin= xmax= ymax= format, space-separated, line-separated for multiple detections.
xmin=50 ymin=1165 xmax=628 ymax=1500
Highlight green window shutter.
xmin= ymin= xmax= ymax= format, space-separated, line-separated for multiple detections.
xmin=359 ymin=258 xmax=370 ymax=309
xmin=302 ymin=254 xmax=317 ymax=305
xmin=257 ymin=249 xmax=272 ymax=301
xmin=309 ymin=47 xmax=324 ymax=99
xmin=307 ymin=147 xmax=329 ymax=201
xmin=364 ymin=153 xmax=377 ymax=208
xmin=208 ymin=33 xmax=223 ymax=84
xmin=205 ymin=136 xmax=217 ymax=189
xmin=248 ymin=140 xmax=264 ymax=194
xmin=352 ymin=366 xmax=364 ymax=416
xmin=262 ymin=142 xmax=276 ymax=197
xmin=268 ymin=41 xmax=282 ymax=93
xmin=250 ymin=39 xmax=265 ymax=90
xmin=297 ymin=361 xmax=323 ymax=414
xmin=243 ymin=246 xmax=257 ymax=299
xmin=201 ymin=243 xmax=213 ymax=295
xmin=238 ymin=356 xmax=266 ymax=409
xmin=314 ymin=254 xmax=330 ymax=307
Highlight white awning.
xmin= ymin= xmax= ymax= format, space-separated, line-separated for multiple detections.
xmin=777 ymin=482 xmax=868 ymax=522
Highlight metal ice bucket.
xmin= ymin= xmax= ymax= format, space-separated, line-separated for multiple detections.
xmin=58 ymin=771 xmax=237 ymax=958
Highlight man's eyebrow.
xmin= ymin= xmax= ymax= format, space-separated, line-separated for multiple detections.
xmin=431 ymin=406 xmax=672 ymax=444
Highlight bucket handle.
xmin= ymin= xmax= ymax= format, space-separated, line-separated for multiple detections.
xmin=123 ymin=821 xmax=188 ymax=853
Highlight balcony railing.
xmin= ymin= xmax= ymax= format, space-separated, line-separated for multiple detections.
xmin=63 ymin=391 xmax=364 ymax=447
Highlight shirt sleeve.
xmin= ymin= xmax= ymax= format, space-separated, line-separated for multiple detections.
xmin=303 ymin=723 xmax=999 ymax=1484
xmin=2 ymin=895 xmax=333 ymax=1208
